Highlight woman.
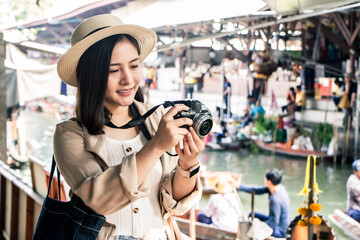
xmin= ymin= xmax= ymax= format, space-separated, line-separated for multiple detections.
xmin=54 ymin=14 xmax=204 ymax=239
xmin=281 ymin=87 xmax=296 ymax=116
xmin=197 ymin=174 xmax=242 ymax=232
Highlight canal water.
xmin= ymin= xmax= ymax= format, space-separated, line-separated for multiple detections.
xmin=198 ymin=149 xmax=353 ymax=239
xmin=12 ymin=110 xmax=354 ymax=239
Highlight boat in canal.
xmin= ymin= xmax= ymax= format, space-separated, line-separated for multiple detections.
xmin=200 ymin=170 xmax=242 ymax=195
xmin=286 ymin=215 xmax=335 ymax=240
xmin=253 ymin=140 xmax=337 ymax=161
xmin=328 ymin=209 xmax=360 ymax=239
xmin=175 ymin=208 xmax=250 ymax=240
xmin=175 ymin=215 xmax=238 ymax=240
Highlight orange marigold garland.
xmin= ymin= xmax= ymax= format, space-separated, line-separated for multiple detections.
xmin=297 ymin=207 xmax=308 ymax=216
xmin=310 ymin=202 xmax=322 ymax=212
xmin=309 ymin=216 xmax=322 ymax=225
xmin=296 ymin=156 xmax=325 ymax=227
xmin=297 ymin=219 xmax=308 ymax=227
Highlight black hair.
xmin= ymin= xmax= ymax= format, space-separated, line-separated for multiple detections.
xmin=289 ymin=87 xmax=295 ymax=92
xmin=76 ymin=34 xmax=144 ymax=135
xmin=296 ymin=85 xmax=301 ymax=90
xmin=265 ymin=169 xmax=282 ymax=185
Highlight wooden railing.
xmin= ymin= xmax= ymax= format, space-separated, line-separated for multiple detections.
xmin=0 ymin=159 xmax=44 ymax=240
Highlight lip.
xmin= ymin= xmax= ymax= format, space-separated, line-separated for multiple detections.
xmin=116 ymin=87 xmax=133 ymax=96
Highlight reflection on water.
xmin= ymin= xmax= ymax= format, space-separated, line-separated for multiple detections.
xmin=199 ymin=150 xmax=353 ymax=239
xmin=12 ymin=110 xmax=354 ymax=239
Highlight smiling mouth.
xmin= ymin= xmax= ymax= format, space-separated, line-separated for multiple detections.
xmin=116 ymin=88 xmax=133 ymax=93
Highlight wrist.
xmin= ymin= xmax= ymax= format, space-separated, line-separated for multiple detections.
xmin=177 ymin=161 xmax=200 ymax=178
xmin=178 ymin=160 xmax=199 ymax=171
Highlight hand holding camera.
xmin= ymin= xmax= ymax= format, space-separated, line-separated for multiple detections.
xmin=154 ymin=104 xmax=194 ymax=152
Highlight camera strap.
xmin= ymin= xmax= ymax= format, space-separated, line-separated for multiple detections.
xmin=105 ymin=100 xmax=185 ymax=130
xmin=105 ymin=101 xmax=186 ymax=157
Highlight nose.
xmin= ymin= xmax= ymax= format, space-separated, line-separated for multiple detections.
xmin=119 ymin=68 xmax=133 ymax=84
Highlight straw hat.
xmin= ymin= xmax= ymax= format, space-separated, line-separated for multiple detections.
xmin=57 ymin=14 xmax=157 ymax=87
xmin=211 ymin=174 xmax=233 ymax=194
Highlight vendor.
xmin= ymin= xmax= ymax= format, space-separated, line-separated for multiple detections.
xmin=295 ymin=85 xmax=306 ymax=111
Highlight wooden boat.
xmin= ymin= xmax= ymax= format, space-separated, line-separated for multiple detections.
xmin=253 ymin=140 xmax=337 ymax=161
xmin=175 ymin=209 xmax=251 ymax=240
xmin=328 ymin=209 xmax=360 ymax=239
xmin=205 ymin=139 xmax=249 ymax=151
xmin=286 ymin=215 xmax=335 ymax=240
xmin=200 ymin=170 xmax=242 ymax=195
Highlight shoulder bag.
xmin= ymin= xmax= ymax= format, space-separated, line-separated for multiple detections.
xmin=32 ymin=156 xmax=106 ymax=240
xmin=338 ymin=93 xmax=350 ymax=109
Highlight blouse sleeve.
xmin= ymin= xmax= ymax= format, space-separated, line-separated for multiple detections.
xmin=160 ymin=169 xmax=202 ymax=216
xmin=53 ymin=121 xmax=151 ymax=216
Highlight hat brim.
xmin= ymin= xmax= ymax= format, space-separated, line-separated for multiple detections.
xmin=57 ymin=24 xmax=157 ymax=87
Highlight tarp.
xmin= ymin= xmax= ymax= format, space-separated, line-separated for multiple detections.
xmin=6 ymin=69 xmax=18 ymax=108
xmin=5 ymin=44 xmax=61 ymax=103
xmin=264 ymin=0 xmax=360 ymax=16
xmin=122 ymin=0 xmax=267 ymax=29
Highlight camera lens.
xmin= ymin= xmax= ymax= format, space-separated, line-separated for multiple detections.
xmin=193 ymin=114 xmax=213 ymax=137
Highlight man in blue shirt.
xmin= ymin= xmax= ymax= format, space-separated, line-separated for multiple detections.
xmin=238 ymin=169 xmax=291 ymax=238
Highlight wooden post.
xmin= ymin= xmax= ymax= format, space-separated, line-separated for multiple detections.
xmin=26 ymin=196 xmax=34 ymax=240
xmin=0 ymin=33 xmax=6 ymax=163
xmin=10 ymin=183 xmax=19 ymax=240
xmin=0 ymin=175 xmax=6 ymax=240
xmin=251 ymin=191 xmax=255 ymax=222
xmin=307 ymin=156 xmax=314 ymax=240
xmin=344 ymin=115 xmax=351 ymax=163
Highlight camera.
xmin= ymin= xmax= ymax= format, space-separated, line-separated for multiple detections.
xmin=173 ymin=100 xmax=213 ymax=137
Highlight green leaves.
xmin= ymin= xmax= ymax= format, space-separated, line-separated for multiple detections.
xmin=311 ymin=123 xmax=333 ymax=150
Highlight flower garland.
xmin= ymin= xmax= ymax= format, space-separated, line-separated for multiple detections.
xmin=297 ymin=155 xmax=323 ymax=227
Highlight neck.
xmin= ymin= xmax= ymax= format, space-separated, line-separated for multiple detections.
xmin=107 ymin=106 xmax=133 ymax=126
xmin=268 ymin=184 xmax=279 ymax=194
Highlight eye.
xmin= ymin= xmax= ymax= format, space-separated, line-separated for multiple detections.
xmin=130 ymin=64 xmax=139 ymax=69
xmin=109 ymin=69 xmax=118 ymax=73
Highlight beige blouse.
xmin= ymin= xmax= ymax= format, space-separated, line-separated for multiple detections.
xmin=104 ymin=132 xmax=165 ymax=238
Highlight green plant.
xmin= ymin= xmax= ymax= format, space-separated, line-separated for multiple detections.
xmin=311 ymin=123 xmax=333 ymax=150
xmin=253 ymin=115 xmax=276 ymax=135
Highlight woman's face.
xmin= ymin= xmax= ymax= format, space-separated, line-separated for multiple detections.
xmin=104 ymin=38 xmax=142 ymax=110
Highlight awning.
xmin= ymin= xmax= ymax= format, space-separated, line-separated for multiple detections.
xmin=5 ymin=44 xmax=62 ymax=103
xmin=264 ymin=0 xmax=360 ymax=16
xmin=122 ymin=0 xmax=267 ymax=29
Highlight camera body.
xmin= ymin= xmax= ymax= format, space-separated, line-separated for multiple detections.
xmin=173 ymin=100 xmax=213 ymax=137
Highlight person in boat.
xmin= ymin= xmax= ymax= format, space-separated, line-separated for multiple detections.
xmin=54 ymin=14 xmax=205 ymax=239
xmin=237 ymin=168 xmax=291 ymax=238
xmin=250 ymin=100 xmax=265 ymax=119
xmin=197 ymin=174 xmax=243 ymax=232
xmin=346 ymin=159 xmax=360 ymax=222
xmin=215 ymin=120 xmax=229 ymax=144
xmin=240 ymin=105 xmax=253 ymax=128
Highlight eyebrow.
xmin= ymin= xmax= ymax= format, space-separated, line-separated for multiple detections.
xmin=110 ymin=58 xmax=139 ymax=66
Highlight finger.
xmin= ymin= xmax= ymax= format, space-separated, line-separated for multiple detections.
xmin=177 ymin=127 xmax=190 ymax=136
xmin=183 ymin=136 xmax=191 ymax=155
xmin=173 ymin=117 xmax=193 ymax=128
xmin=186 ymin=131 xmax=198 ymax=152
xmin=189 ymin=127 xmax=206 ymax=148
xmin=175 ymin=142 xmax=183 ymax=156
xmin=165 ymin=105 xmax=189 ymax=118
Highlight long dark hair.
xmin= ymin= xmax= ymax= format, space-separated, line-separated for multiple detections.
xmin=76 ymin=34 xmax=144 ymax=135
